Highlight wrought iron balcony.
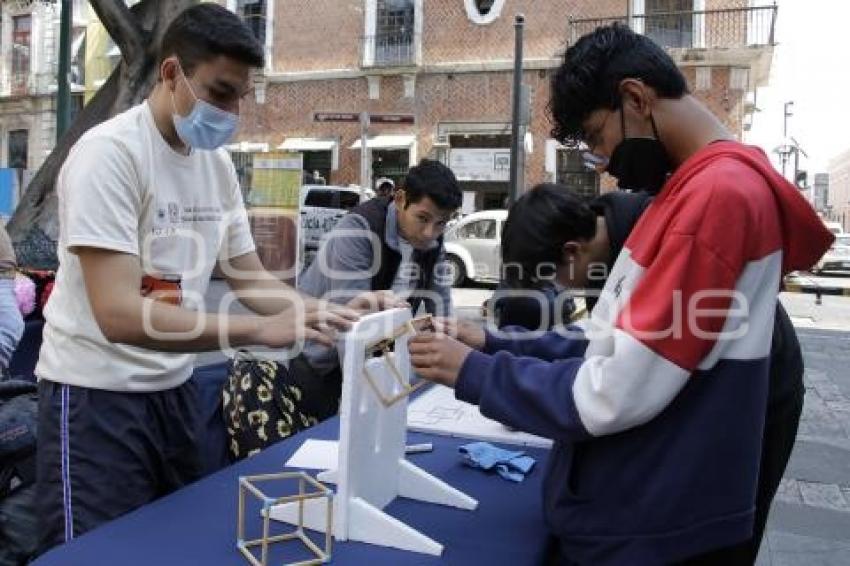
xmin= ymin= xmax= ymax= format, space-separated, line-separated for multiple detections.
xmin=569 ymin=5 xmax=777 ymax=50
xmin=361 ymin=31 xmax=419 ymax=68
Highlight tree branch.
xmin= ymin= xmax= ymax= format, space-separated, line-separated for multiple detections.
xmin=89 ymin=0 xmax=145 ymax=64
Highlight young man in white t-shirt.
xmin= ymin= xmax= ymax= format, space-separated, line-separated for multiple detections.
xmin=34 ymin=5 xmax=399 ymax=552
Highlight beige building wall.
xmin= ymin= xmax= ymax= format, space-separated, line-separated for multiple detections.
xmin=828 ymin=149 xmax=850 ymax=233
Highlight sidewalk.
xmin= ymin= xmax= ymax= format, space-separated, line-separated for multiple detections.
xmin=780 ymin=292 xmax=850 ymax=332
xmin=758 ymin=327 xmax=850 ymax=565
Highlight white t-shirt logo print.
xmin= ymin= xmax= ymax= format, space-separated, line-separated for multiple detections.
xmin=168 ymin=202 xmax=180 ymax=224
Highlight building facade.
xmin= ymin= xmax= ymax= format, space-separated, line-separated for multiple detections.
xmin=0 ymin=0 xmax=88 ymax=173
xmin=231 ymin=0 xmax=777 ymax=210
xmin=828 ymin=150 xmax=850 ymax=233
xmin=813 ymin=172 xmax=828 ymax=216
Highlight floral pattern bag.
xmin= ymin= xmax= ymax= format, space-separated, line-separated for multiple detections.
xmin=222 ymin=351 xmax=341 ymax=460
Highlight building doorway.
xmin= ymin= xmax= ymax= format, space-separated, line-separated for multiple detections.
xmin=302 ymin=150 xmax=332 ymax=185
xmin=372 ymin=149 xmax=409 ymax=190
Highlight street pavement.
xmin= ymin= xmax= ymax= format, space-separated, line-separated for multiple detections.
xmin=203 ymin=278 xmax=850 ymax=563
xmin=757 ymin=325 xmax=850 ymax=566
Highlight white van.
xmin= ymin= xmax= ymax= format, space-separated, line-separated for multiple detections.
xmin=299 ymin=185 xmax=371 ymax=263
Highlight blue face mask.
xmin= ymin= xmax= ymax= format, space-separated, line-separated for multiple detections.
xmin=172 ymin=70 xmax=239 ymax=150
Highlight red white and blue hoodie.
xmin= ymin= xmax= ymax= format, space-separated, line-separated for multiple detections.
xmin=455 ymin=142 xmax=834 ymax=564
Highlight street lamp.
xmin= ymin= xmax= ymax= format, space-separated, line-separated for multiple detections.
xmin=774 ymin=143 xmax=792 ymax=178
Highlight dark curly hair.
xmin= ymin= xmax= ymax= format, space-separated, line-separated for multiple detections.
xmin=501 ymin=184 xmax=597 ymax=287
xmin=549 ymin=23 xmax=688 ymax=147
xmin=403 ymin=159 xmax=463 ymax=211
xmin=159 ymin=4 xmax=265 ymax=74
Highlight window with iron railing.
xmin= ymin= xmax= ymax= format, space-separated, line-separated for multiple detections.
xmin=372 ymin=0 xmax=415 ymax=67
xmin=12 ymin=15 xmax=32 ymax=96
xmin=645 ymin=0 xmax=694 ymax=48
xmin=569 ymin=5 xmax=776 ymax=50
xmin=237 ymin=0 xmax=266 ymax=46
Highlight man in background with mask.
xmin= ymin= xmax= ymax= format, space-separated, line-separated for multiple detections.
xmin=408 ymin=24 xmax=833 ymax=564
xmin=33 ymin=5 xmax=394 ymax=552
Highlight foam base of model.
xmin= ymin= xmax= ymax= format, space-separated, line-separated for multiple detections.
xmin=270 ymin=310 xmax=477 ymax=556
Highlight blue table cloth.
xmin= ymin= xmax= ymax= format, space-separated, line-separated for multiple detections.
xmin=33 ymin=416 xmax=552 ymax=565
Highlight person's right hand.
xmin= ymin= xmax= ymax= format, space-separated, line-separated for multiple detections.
xmin=346 ymin=290 xmax=409 ymax=314
xmin=431 ymin=317 xmax=486 ymax=350
xmin=255 ymin=299 xmax=359 ymax=348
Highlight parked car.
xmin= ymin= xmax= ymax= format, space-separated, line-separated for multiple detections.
xmin=299 ymin=185 xmax=371 ymax=268
xmin=443 ymin=210 xmax=508 ymax=286
xmin=813 ymin=234 xmax=850 ymax=274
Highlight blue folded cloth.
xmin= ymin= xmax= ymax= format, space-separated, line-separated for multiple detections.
xmin=458 ymin=441 xmax=536 ymax=482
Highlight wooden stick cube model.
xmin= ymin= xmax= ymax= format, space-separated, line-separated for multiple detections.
xmin=237 ymin=472 xmax=333 ymax=566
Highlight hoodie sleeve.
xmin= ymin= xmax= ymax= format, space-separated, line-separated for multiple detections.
xmin=456 ymin=351 xmax=590 ymax=441
xmin=482 ymin=326 xmax=588 ymax=361
xmin=457 ymin=177 xmax=761 ymax=441
xmin=456 ymin=233 xmax=744 ymax=442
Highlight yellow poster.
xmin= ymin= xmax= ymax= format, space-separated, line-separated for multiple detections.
xmin=250 ymin=151 xmax=302 ymax=207
xmin=242 ymin=151 xmax=303 ymax=283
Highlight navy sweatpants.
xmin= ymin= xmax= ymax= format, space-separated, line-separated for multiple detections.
xmin=35 ymin=378 xmax=203 ymax=553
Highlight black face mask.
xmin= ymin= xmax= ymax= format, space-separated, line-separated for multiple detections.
xmin=606 ymin=111 xmax=672 ymax=194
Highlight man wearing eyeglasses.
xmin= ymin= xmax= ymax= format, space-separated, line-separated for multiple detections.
xmin=410 ymin=23 xmax=834 ymax=565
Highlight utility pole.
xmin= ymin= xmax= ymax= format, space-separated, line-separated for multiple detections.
xmin=56 ymin=0 xmax=73 ymax=142
xmin=780 ymin=101 xmax=794 ymax=177
xmin=359 ymin=112 xmax=370 ymax=199
xmin=508 ymin=14 xmax=525 ymax=206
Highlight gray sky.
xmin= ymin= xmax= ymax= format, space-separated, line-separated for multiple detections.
xmin=744 ymin=0 xmax=850 ymax=174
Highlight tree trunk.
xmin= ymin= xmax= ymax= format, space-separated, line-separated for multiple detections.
xmin=7 ymin=0 xmax=197 ymax=269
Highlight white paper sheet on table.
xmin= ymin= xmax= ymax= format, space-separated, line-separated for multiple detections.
xmin=406 ymin=384 xmax=553 ymax=448
xmin=284 ymin=438 xmax=339 ymax=470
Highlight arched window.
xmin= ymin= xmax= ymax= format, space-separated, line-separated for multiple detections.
xmin=464 ymin=0 xmax=505 ymax=25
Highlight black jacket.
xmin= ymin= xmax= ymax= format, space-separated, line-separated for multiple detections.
xmin=349 ymin=197 xmax=443 ymax=315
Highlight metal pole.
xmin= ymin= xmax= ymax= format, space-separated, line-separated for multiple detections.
xmin=360 ymin=111 xmax=370 ymax=199
xmin=783 ymin=101 xmax=793 ymax=139
xmin=508 ymin=14 xmax=525 ymax=207
xmin=793 ymin=147 xmax=800 ymax=188
xmin=626 ymin=0 xmax=632 ymax=27
xmin=781 ymin=101 xmax=793 ymax=180
xmin=783 ymin=108 xmax=787 ymax=138
xmin=56 ymin=0 xmax=72 ymax=141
